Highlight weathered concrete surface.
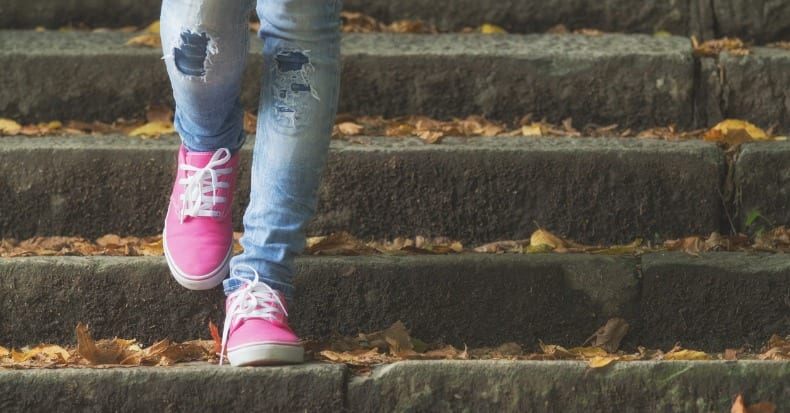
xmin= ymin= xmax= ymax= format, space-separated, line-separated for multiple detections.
xmin=345 ymin=0 xmax=711 ymax=38
xmin=719 ymin=47 xmax=790 ymax=134
xmin=1 ymin=361 xmax=786 ymax=413
xmin=0 ymin=253 xmax=786 ymax=351
xmin=5 ymin=0 xmax=790 ymax=42
xmin=349 ymin=361 xmax=790 ymax=412
xmin=342 ymin=34 xmax=695 ymax=128
xmin=293 ymin=254 xmax=639 ymax=348
xmin=0 ymin=0 xmax=162 ymax=29
xmin=735 ymin=142 xmax=790 ymax=231
xmin=0 ymin=254 xmax=640 ymax=349
xmin=0 ymin=136 xmax=725 ymax=245
xmin=0 ymin=31 xmax=696 ymax=129
xmin=0 ymin=257 xmax=225 ymax=346
xmin=637 ymin=252 xmax=790 ymax=351
xmin=711 ymin=0 xmax=790 ymax=43
xmin=0 ymin=363 xmax=347 ymax=412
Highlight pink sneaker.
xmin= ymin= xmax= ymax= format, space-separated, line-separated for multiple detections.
xmin=164 ymin=145 xmax=239 ymax=290
xmin=221 ymin=266 xmax=304 ymax=366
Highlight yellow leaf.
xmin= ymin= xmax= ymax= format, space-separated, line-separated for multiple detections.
xmin=664 ymin=349 xmax=712 ymax=361
xmin=521 ymin=123 xmax=544 ymax=137
xmin=145 ymin=21 xmax=161 ymax=34
xmin=479 ymin=24 xmax=506 ymax=34
xmin=654 ymin=30 xmax=672 ymax=37
xmin=0 ymin=346 xmax=9 ymax=358
xmin=588 ymin=355 xmax=619 ymax=368
xmin=126 ymin=33 xmax=162 ymax=48
xmin=0 ymin=118 xmax=22 ymax=135
xmin=35 ymin=26 xmax=46 ymax=32
xmin=569 ymin=346 xmax=609 ymax=358
xmin=128 ymin=121 xmax=175 ymax=138
xmin=336 ymin=122 xmax=364 ymax=136
xmin=592 ymin=239 xmax=643 ymax=255
xmin=530 ymin=229 xmax=566 ymax=250
xmin=704 ymin=119 xmax=770 ymax=146
xmin=46 ymin=120 xmax=63 ymax=130
xmin=11 ymin=344 xmax=70 ymax=362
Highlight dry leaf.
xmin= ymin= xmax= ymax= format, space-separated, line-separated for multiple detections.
xmin=0 ymin=118 xmax=22 ymax=135
xmin=336 ymin=122 xmax=365 ymax=136
xmin=538 ymin=340 xmax=578 ymax=359
xmin=585 ymin=318 xmax=630 ymax=353
xmin=209 ymin=320 xmax=222 ymax=355
xmin=128 ymin=121 xmax=175 ymax=138
xmin=704 ymin=119 xmax=770 ymax=146
xmin=732 ymin=393 xmax=777 ymax=413
xmin=479 ymin=24 xmax=506 ymax=34
xmin=418 ymin=130 xmax=444 ymax=144
xmin=76 ymin=323 xmax=134 ymax=365
xmin=693 ymin=36 xmax=750 ymax=57
xmin=126 ymin=33 xmax=161 ymax=48
xmin=307 ymin=232 xmax=380 ymax=256
xmin=529 ymin=229 xmax=567 ymax=251
xmin=663 ymin=348 xmax=712 ymax=361
xmin=588 ymin=355 xmax=619 ymax=368
xmin=11 ymin=344 xmax=70 ymax=363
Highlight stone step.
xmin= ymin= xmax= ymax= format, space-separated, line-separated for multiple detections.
xmin=1 ymin=30 xmax=786 ymax=132
xmin=1 ymin=253 xmax=787 ymax=351
xmin=0 ymin=135 xmax=752 ymax=244
xmin=2 ymin=0 xmax=789 ymax=43
xmin=3 ymin=136 xmax=788 ymax=244
xmin=0 ymin=31 xmax=699 ymax=129
xmin=0 ymin=361 xmax=787 ymax=412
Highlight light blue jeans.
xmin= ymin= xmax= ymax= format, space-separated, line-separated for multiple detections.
xmin=160 ymin=0 xmax=342 ymax=302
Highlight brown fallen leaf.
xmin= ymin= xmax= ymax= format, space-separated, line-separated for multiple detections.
xmin=584 ymin=318 xmax=630 ymax=353
xmin=11 ymin=344 xmax=70 ymax=363
xmin=126 ymin=33 xmax=161 ymax=48
xmin=76 ymin=323 xmax=135 ymax=365
xmin=692 ymin=36 xmax=750 ymax=57
xmin=209 ymin=320 xmax=222 ymax=355
xmin=731 ymin=393 xmax=777 ymax=413
xmin=663 ymin=346 xmax=712 ymax=361
xmin=306 ymin=232 xmax=381 ymax=256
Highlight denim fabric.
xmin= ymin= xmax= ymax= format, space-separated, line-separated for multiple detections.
xmin=161 ymin=0 xmax=342 ymax=302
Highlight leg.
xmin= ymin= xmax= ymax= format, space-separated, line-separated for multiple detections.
xmin=160 ymin=0 xmax=255 ymax=153
xmin=221 ymin=0 xmax=342 ymax=366
xmin=160 ymin=0 xmax=255 ymax=289
xmin=227 ymin=0 xmax=342 ymax=301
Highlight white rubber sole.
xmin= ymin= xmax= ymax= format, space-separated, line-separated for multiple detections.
xmin=163 ymin=228 xmax=232 ymax=290
xmin=227 ymin=342 xmax=305 ymax=366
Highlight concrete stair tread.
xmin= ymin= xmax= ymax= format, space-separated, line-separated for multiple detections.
xmin=0 ymin=360 xmax=787 ymax=412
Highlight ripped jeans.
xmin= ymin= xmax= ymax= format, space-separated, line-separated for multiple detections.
xmin=160 ymin=0 xmax=342 ymax=302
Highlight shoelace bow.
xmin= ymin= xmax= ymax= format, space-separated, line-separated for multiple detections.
xmin=179 ymin=148 xmax=233 ymax=223
xmin=220 ymin=265 xmax=288 ymax=365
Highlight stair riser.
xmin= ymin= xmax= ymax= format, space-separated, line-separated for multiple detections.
xmin=2 ymin=32 xmax=697 ymax=129
xmin=3 ymin=0 xmax=790 ymax=43
xmin=0 ymin=136 xmax=745 ymax=244
xmin=1 ymin=254 xmax=787 ymax=351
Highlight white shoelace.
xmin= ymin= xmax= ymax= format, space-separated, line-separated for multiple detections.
xmin=220 ymin=265 xmax=288 ymax=365
xmin=179 ymin=148 xmax=233 ymax=223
